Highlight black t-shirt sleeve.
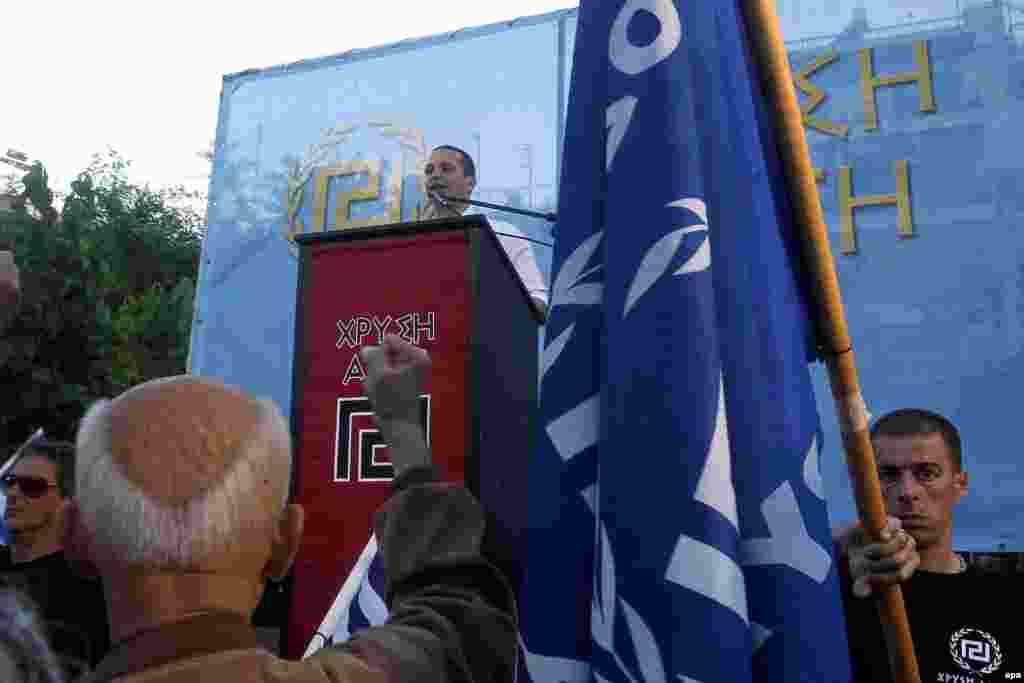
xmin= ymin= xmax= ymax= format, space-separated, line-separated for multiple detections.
xmin=53 ymin=574 xmax=110 ymax=667
xmin=56 ymin=573 xmax=109 ymax=669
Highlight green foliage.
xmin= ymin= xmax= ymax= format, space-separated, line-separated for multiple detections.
xmin=0 ymin=151 xmax=203 ymax=450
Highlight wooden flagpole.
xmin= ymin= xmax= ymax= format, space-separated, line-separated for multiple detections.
xmin=738 ymin=2 xmax=921 ymax=682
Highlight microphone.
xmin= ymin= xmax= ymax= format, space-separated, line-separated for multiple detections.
xmin=435 ymin=193 xmax=557 ymax=224
xmin=428 ymin=190 xmax=451 ymax=210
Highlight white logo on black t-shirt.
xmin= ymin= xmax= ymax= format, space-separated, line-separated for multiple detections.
xmin=949 ymin=627 xmax=1003 ymax=675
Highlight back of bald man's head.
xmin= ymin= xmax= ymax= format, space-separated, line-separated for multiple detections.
xmin=75 ymin=375 xmax=293 ymax=571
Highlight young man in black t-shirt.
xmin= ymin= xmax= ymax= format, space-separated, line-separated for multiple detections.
xmin=0 ymin=438 xmax=109 ymax=679
xmin=835 ymin=409 xmax=1022 ymax=682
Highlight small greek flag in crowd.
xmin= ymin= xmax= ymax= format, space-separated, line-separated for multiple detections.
xmin=518 ymin=1 xmax=854 ymax=682
xmin=304 ymin=537 xmax=387 ymax=657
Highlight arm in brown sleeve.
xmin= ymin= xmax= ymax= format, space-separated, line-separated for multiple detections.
xmin=325 ymin=465 xmax=518 ymax=683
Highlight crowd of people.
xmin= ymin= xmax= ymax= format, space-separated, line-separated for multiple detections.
xmin=1 ymin=253 xmax=519 ymax=682
xmin=0 ymin=201 xmax=1017 ymax=683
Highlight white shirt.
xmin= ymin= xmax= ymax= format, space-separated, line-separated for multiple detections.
xmin=465 ymin=209 xmax=549 ymax=306
xmin=422 ymin=201 xmax=549 ymax=305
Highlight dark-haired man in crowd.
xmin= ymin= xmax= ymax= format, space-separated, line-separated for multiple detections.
xmin=0 ymin=438 xmax=110 ymax=679
xmin=421 ymin=145 xmax=550 ymax=320
xmin=835 ymin=409 xmax=1021 ymax=682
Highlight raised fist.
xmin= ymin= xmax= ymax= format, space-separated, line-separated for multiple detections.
xmin=359 ymin=335 xmax=430 ymax=428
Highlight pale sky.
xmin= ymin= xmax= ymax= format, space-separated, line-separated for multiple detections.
xmin=0 ymin=0 xmax=958 ymax=196
xmin=0 ymin=1 xmax=575 ymax=195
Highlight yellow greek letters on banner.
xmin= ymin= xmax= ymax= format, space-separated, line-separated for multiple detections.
xmin=858 ymin=40 xmax=936 ymax=131
xmin=796 ymin=50 xmax=849 ymax=138
xmin=838 ymin=160 xmax=914 ymax=255
xmin=283 ymin=120 xmax=428 ymax=252
xmin=310 ymin=159 xmax=404 ymax=232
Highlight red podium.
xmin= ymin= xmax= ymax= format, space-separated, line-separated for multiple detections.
xmin=283 ymin=215 xmax=539 ymax=658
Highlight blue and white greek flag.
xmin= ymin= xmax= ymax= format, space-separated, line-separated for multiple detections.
xmin=304 ymin=537 xmax=388 ymax=657
xmin=518 ymin=1 xmax=853 ymax=682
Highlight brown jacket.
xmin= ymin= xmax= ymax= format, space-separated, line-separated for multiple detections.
xmin=80 ymin=466 xmax=518 ymax=683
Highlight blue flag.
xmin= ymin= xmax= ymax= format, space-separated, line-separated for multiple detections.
xmin=519 ymin=2 xmax=853 ymax=682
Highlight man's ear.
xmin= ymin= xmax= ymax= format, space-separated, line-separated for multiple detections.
xmin=954 ymin=469 xmax=969 ymax=502
xmin=467 ymin=175 xmax=477 ymax=193
xmin=62 ymin=500 xmax=101 ymax=580
xmin=265 ymin=504 xmax=304 ymax=582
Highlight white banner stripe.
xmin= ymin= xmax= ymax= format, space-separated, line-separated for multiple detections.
xmin=666 ymin=535 xmax=748 ymax=625
xmin=546 ymin=394 xmax=601 ymax=463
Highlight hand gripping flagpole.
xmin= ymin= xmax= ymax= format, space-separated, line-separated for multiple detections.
xmin=739 ymin=2 xmax=922 ymax=683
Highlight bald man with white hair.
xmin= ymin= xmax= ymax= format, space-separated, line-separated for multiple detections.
xmin=66 ymin=335 xmax=517 ymax=683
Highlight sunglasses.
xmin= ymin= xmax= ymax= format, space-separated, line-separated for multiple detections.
xmin=1 ymin=475 xmax=58 ymax=498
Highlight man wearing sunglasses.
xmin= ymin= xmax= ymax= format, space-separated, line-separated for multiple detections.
xmin=0 ymin=438 xmax=109 ymax=678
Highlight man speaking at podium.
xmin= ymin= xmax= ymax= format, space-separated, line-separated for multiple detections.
xmin=420 ymin=146 xmax=549 ymax=320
